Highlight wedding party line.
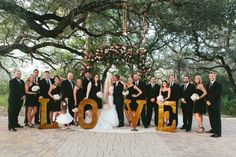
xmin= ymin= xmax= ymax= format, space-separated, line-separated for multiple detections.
xmin=7 ymin=69 xmax=222 ymax=137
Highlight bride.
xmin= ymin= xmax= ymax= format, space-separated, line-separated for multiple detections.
xmin=93 ymin=73 xmax=119 ymax=130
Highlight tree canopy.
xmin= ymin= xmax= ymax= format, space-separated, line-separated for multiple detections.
xmin=0 ymin=0 xmax=235 ymax=95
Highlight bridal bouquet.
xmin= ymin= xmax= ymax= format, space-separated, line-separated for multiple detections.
xmin=53 ymin=94 xmax=60 ymax=101
xmin=72 ymin=107 xmax=78 ymax=113
xmin=32 ymin=85 xmax=40 ymax=94
xmin=157 ymin=95 xmax=164 ymax=103
xmin=191 ymin=93 xmax=200 ymax=101
xmin=96 ymin=92 xmax=103 ymax=99
xmin=122 ymin=90 xmax=129 ymax=97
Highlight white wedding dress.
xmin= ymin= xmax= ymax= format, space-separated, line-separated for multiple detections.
xmin=93 ymin=86 xmax=119 ymax=130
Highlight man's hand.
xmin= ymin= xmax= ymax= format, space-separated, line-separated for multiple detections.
xmin=21 ymin=95 xmax=25 ymax=100
xmin=151 ymin=98 xmax=155 ymax=103
xmin=206 ymin=101 xmax=211 ymax=106
xmin=181 ymin=98 xmax=186 ymax=104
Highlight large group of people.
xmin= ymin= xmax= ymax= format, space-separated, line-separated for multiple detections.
xmin=8 ymin=69 xmax=222 ymax=137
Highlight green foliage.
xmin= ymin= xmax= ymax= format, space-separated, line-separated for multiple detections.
xmin=221 ymin=96 xmax=236 ymax=116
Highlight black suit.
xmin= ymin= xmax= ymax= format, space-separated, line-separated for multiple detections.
xmin=169 ymin=83 xmax=180 ymax=127
xmin=38 ymin=78 xmax=54 ymax=124
xmin=8 ymin=78 xmax=25 ymax=130
xmin=180 ymin=83 xmax=195 ymax=131
xmin=134 ymin=80 xmax=147 ymax=127
xmin=206 ymin=81 xmax=222 ymax=136
xmin=61 ymin=79 xmax=74 ymax=117
xmin=82 ymin=77 xmax=90 ymax=93
xmin=113 ymin=81 xmax=124 ymax=125
xmin=34 ymin=76 xmax=40 ymax=124
xmin=146 ymin=83 xmax=160 ymax=126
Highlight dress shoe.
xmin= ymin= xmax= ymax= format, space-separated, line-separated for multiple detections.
xmin=144 ymin=125 xmax=148 ymax=128
xmin=9 ymin=128 xmax=17 ymax=132
xmin=180 ymin=126 xmax=185 ymax=129
xmin=118 ymin=124 xmax=124 ymax=127
xmin=35 ymin=121 xmax=40 ymax=125
xmin=16 ymin=124 xmax=23 ymax=128
xmin=186 ymin=129 xmax=191 ymax=132
xmin=211 ymin=134 xmax=221 ymax=138
xmin=205 ymin=129 xmax=214 ymax=133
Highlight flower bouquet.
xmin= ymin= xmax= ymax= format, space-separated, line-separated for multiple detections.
xmin=191 ymin=93 xmax=199 ymax=101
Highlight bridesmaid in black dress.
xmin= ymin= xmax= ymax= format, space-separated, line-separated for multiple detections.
xmin=25 ymin=74 xmax=40 ymax=127
xmin=48 ymin=76 xmax=61 ymax=123
xmin=73 ymin=79 xmax=85 ymax=126
xmin=194 ymin=75 xmax=207 ymax=133
xmin=86 ymin=74 xmax=102 ymax=109
xmin=124 ymin=77 xmax=142 ymax=128
xmin=159 ymin=80 xmax=171 ymax=125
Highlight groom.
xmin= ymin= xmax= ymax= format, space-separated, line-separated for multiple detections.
xmin=113 ymin=75 xmax=124 ymax=127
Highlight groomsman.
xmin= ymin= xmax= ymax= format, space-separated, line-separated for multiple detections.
xmin=180 ymin=75 xmax=195 ymax=131
xmin=146 ymin=76 xmax=160 ymax=127
xmin=33 ymin=69 xmax=40 ymax=124
xmin=113 ymin=75 xmax=124 ymax=127
xmin=61 ymin=72 xmax=74 ymax=123
xmin=206 ymin=72 xmax=222 ymax=137
xmin=82 ymin=71 xmax=91 ymax=94
xmin=8 ymin=70 xmax=25 ymax=132
xmin=133 ymin=73 xmax=148 ymax=128
xmin=38 ymin=71 xmax=54 ymax=124
xmin=169 ymin=75 xmax=180 ymax=127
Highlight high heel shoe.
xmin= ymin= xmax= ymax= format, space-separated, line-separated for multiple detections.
xmin=196 ymin=127 xmax=205 ymax=133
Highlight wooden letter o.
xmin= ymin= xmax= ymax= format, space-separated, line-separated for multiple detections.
xmin=78 ymin=99 xmax=98 ymax=129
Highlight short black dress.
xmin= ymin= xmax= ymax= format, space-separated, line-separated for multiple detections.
xmin=75 ymin=87 xmax=86 ymax=107
xmin=48 ymin=84 xmax=61 ymax=112
xmin=161 ymin=90 xmax=172 ymax=112
xmin=88 ymin=82 xmax=102 ymax=109
xmin=25 ymin=83 xmax=40 ymax=107
xmin=126 ymin=85 xmax=138 ymax=111
xmin=194 ymin=89 xmax=206 ymax=114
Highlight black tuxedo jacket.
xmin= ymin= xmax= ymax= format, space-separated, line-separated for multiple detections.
xmin=8 ymin=78 xmax=25 ymax=104
xmin=39 ymin=78 xmax=54 ymax=98
xmin=82 ymin=77 xmax=90 ymax=94
xmin=146 ymin=83 xmax=160 ymax=101
xmin=61 ymin=79 xmax=74 ymax=102
xmin=206 ymin=81 xmax=222 ymax=105
xmin=180 ymin=83 xmax=195 ymax=104
xmin=113 ymin=81 xmax=124 ymax=98
xmin=169 ymin=83 xmax=180 ymax=101
xmin=34 ymin=76 xmax=41 ymax=84
xmin=134 ymin=80 xmax=146 ymax=100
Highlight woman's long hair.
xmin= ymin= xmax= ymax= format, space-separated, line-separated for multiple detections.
xmin=103 ymin=73 xmax=113 ymax=104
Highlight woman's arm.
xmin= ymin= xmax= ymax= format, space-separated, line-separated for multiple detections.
xmin=73 ymin=86 xmax=78 ymax=106
xmin=86 ymin=82 xmax=92 ymax=99
xmin=134 ymin=85 xmax=143 ymax=97
xmin=25 ymin=84 xmax=36 ymax=95
xmin=165 ymin=88 xmax=171 ymax=101
xmin=48 ymin=85 xmax=54 ymax=99
xmin=159 ymin=88 xmax=162 ymax=96
xmin=198 ymin=84 xmax=207 ymax=100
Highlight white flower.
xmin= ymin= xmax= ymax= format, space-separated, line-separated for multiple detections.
xmin=122 ymin=90 xmax=129 ymax=96
xmin=191 ymin=93 xmax=200 ymax=101
xmin=96 ymin=92 xmax=103 ymax=98
xmin=53 ymin=94 xmax=60 ymax=101
xmin=32 ymin=86 xmax=40 ymax=92
xmin=72 ymin=107 xmax=78 ymax=113
xmin=157 ymin=95 xmax=164 ymax=103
